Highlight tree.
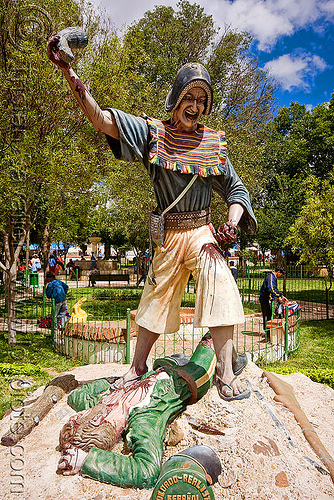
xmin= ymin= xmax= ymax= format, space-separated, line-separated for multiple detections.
xmin=0 ymin=0 xmax=111 ymax=343
xmin=91 ymin=169 xmax=154 ymax=258
xmin=94 ymin=0 xmax=277 ymax=250
xmin=255 ymin=94 xmax=334 ymax=262
xmin=255 ymin=173 xmax=305 ymax=259
xmin=286 ymin=175 xmax=334 ymax=288
xmin=262 ymin=97 xmax=334 ymax=179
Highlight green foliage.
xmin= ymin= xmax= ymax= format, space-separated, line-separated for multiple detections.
xmin=94 ymin=1 xmax=276 ymax=247
xmin=263 ymin=99 xmax=334 ymax=180
xmin=0 ymin=362 xmax=42 ymax=377
xmin=255 ymin=93 xmax=334 ymax=255
xmin=239 ymin=249 xmax=258 ymax=266
xmin=286 ymin=175 xmax=334 ymax=284
xmin=0 ymin=332 xmax=84 ymax=418
xmin=123 ymin=0 xmax=217 ymax=112
xmin=0 ymin=0 xmax=114 ymax=255
xmin=267 ymin=365 xmax=334 ymax=389
xmin=255 ymin=173 xmax=306 ymax=253
xmin=0 ymin=0 xmax=278 ymax=266
xmin=67 ymin=287 xmax=143 ymax=320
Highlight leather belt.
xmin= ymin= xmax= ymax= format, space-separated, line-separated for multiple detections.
xmin=164 ymin=208 xmax=211 ymax=230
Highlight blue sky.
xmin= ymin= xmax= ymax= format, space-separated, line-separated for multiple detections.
xmin=92 ymin=0 xmax=334 ymax=112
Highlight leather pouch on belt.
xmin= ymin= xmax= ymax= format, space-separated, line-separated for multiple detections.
xmin=149 ymin=210 xmax=165 ymax=247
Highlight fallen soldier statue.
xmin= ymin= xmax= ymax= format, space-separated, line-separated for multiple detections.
xmin=57 ymin=332 xmax=245 ymax=489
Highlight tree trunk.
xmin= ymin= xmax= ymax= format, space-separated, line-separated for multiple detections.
xmin=42 ymin=223 xmax=51 ymax=276
xmin=104 ymin=238 xmax=111 ymax=260
xmin=1 ymin=208 xmax=31 ymax=344
xmin=283 ymin=250 xmax=287 ymax=296
xmin=25 ymin=228 xmax=30 ymax=270
xmin=7 ymin=267 xmax=17 ymax=345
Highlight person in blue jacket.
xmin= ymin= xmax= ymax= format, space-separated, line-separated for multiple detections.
xmin=259 ymin=266 xmax=286 ymax=341
xmin=45 ymin=272 xmax=69 ymax=329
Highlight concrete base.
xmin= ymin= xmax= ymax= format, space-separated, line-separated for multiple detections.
xmin=62 ymin=335 xmax=135 ymax=363
xmin=76 ymin=260 xmax=118 ymax=272
xmin=61 ymin=321 xmax=136 ymax=363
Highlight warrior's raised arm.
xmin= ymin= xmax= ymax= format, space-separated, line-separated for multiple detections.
xmin=47 ymin=34 xmax=118 ymax=139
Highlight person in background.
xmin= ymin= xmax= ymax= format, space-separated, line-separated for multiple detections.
xmin=137 ymin=268 xmax=147 ymax=286
xmin=45 ymin=272 xmax=69 ymax=332
xmin=259 ymin=266 xmax=286 ymax=341
xmin=89 ymin=262 xmax=99 ymax=287
xmin=48 ymin=254 xmax=57 ymax=274
xmin=31 ymin=254 xmax=41 ymax=272
xmin=56 ymin=252 xmax=65 ymax=273
xmin=229 ymin=260 xmax=238 ymax=282
xmin=66 ymin=259 xmax=77 ymax=279
xmin=90 ymin=251 xmax=97 ymax=270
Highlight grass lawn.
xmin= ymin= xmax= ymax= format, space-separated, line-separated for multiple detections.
xmin=259 ymin=320 xmax=334 ymax=388
xmin=0 ymin=332 xmax=84 ymax=420
xmin=278 ymin=279 xmax=329 ymax=304
xmin=238 ymin=277 xmax=332 ymax=304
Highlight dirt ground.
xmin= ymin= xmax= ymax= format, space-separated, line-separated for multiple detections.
xmin=0 ymin=360 xmax=333 ymax=500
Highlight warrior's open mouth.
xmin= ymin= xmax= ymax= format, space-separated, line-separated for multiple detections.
xmin=185 ymin=111 xmax=199 ymax=121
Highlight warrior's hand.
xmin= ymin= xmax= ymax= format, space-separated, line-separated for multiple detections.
xmin=215 ymin=219 xmax=238 ymax=247
xmin=57 ymin=444 xmax=87 ymax=475
xmin=47 ymin=34 xmax=70 ymax=70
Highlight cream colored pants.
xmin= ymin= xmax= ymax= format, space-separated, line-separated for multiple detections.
xmin=135 ymin=225 xmax=244 ymax=334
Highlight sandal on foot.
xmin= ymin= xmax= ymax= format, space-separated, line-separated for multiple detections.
xmin=214 ymin=375 xmax=251 ymax=402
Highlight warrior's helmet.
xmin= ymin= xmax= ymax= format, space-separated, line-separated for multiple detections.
xmin=165 ymin=62 xmax=213 ymax=115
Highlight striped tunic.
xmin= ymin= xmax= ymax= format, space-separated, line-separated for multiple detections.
xmin=105 ymin=108 xmax=257 ymax=234
xmin=147 ymin=117 xmax=227 ymax=177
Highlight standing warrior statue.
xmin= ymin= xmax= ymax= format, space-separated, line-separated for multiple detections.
xmin=47 ymin=32 xmax=257 ymax=401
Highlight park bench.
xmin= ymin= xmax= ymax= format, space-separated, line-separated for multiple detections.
xmin=89 ymin=272 xmax=130 ymax=286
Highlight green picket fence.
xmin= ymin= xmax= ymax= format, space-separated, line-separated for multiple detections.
xmin=0 ymin=264 xmax=322 ymax=365
xmin=0 ymin=275 xmax=49 ymax=344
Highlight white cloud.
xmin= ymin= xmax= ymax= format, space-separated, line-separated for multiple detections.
xmin=264 ymin=52 xmax=328 ymax=91
xmin=93 ymin=0 xmax=178 ymax=30
xmin=210 ymin=0 xmax=333 ymax=50
xmin=319 ymin=0 xmax=334 ymax=18
xmin=94 ymin=0 xmax=334 ymax=50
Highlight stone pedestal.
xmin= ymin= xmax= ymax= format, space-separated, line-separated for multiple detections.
xmin=89 ymin=236 xmax=101 ymax=254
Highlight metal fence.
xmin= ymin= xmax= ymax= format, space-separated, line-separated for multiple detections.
xmin=238 ymin=264 xmax=334 ymax=321
xmin=2 ymin=263 xmax=329 ymax=366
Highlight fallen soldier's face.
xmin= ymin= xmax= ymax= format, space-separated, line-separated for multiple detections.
xmin=59 ymin=403 xmax=118 ymax=452
xmin=59 ymin=371 xmax=169 ymax=454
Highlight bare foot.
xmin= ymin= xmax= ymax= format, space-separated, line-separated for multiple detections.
xmin=111 ymin=366 xmax=148 ymax=390
xmin=215 ymin=342 xmax=249 ymax=399
xmin=215 ymin=373 xmax=247 ymax=398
